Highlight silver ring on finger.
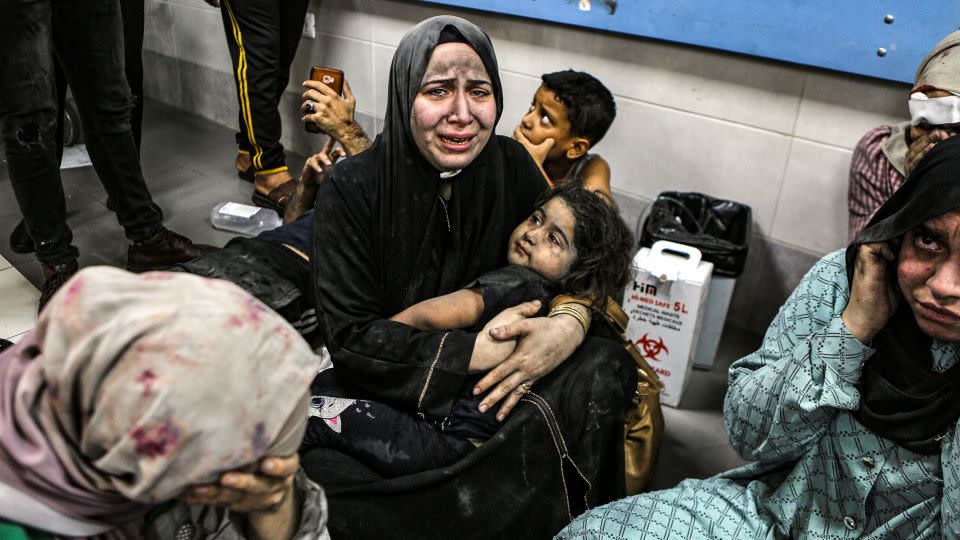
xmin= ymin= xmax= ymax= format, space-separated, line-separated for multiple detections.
xmin=303 ymin=101 xmax=315 ymax=113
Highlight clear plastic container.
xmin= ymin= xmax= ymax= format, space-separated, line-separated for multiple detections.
xmin=210 ymin=202 xmax=282 ymax=237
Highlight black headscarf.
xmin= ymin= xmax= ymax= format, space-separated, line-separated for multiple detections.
xmin=311 ymin=16 xmax=546 ymax=415
xmin=849 ymin=135 xmax=960 ymax=455
xmin=370 ymin=16 xmax=516 ymax=309
xmin=307 ymin=22 xmax=634 ymax=534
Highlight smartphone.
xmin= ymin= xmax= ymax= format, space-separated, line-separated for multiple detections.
xmin=305 ymin=67 xmax=345 ymax=133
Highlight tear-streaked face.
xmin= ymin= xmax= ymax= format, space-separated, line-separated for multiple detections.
xmin=410 ymin=42 xmax=496 ymax=171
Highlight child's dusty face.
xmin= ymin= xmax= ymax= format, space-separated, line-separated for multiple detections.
xmin=517 ymin=85 xmax=576 ymax=162
xmin=507 ymin=197 xmax=577 ymax=281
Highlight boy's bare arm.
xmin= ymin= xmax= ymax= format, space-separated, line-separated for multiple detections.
xmin=579 ymin=156 xmax=612 ymax=198
xmin=391 ymin=289 xmax=485 ymax=331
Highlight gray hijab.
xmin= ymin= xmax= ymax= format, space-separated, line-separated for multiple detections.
xmin=385 ymin=15 xmax=503 ymax=146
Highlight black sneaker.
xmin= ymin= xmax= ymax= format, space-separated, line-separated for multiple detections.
xmin=38 ymin=259 xmax=79 ymax=313
xmin=9 ymin=220 xmax=35 ymax=254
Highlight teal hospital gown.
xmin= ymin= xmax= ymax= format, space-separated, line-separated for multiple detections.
xmin=558 ymin=250 xmax=960 ymax=539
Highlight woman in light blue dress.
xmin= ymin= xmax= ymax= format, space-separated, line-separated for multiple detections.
xmin=558 ymin=135 xmax=960 ymax=539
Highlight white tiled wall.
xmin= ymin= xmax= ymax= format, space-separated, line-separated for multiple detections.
xmin=141 ymin=0 xmax=914 ymax=332
xmin=143 ymin=0 xmax=911 ymax=257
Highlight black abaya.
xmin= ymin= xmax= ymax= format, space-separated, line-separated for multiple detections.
xmin=307 ymin=16 xmax=635 ymax=538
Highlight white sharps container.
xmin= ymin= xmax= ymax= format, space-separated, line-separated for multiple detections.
xmin=622 ymin=241 xmax=713 ymax=407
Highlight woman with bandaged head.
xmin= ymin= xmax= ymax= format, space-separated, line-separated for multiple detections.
xmin=848 ymin=30 xmax=960 ymax=240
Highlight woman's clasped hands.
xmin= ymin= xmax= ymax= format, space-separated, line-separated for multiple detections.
xmin=468 ymin=301 xmax=587 ymax=422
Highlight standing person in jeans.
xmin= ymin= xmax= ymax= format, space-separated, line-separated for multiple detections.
xmin=209 ymin=0 xmax=310 ymax=214
xmin=0 ymin=0 xmax=216 ymax=311
xmin=8 ymin=0 xmax=146 ymax=255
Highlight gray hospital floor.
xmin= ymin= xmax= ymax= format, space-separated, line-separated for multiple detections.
xmin=0 ymin=100 xmax=306 ymax=287
xmin=0 ymin=98 xmax=759 ymax=491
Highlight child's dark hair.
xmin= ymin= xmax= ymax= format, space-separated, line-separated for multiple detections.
xmin=538 ymin=183 xmax=634 ymax=309
xmin=541 ymin=70 xmax=616 ymax=146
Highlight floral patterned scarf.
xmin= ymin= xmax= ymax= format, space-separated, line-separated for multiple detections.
xmin=0 ymin=267 xmax=326 ymax=533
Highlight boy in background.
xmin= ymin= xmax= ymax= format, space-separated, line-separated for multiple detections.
xmin=512 ymin=70 xmax=617 ymax=195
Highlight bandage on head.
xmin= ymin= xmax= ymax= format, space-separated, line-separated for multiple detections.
xmin=908 ymin=91 xmax=960 ymax=126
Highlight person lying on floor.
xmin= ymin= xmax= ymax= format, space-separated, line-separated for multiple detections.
xmin=175 ymin=116 xmax=371 ymax=340
xmin=301 ymin=182 xmax=642 ymax=476
xmin=0 ymin=267 xmax=328 ymax=539
xmin=558 ymin=134 xmax=960 ymax=539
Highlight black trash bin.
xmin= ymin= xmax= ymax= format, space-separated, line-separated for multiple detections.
xmin=639 ymin=192 xmax=751 ymax=278
xmin=639 ymin=192 xmax=752 ymax=368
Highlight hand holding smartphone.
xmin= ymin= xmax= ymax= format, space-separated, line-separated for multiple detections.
xmin=304 ymin=67 xmax=344 ymax=133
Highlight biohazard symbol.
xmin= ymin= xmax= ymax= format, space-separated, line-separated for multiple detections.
xmin=636 ymin=334 xmax=669 ymax=361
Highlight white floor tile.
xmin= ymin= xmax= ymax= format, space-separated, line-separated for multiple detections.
xmin=0 ymin=253 xmax=10 ymax=272
xmin=0 ymin=267 xmax=39 ymax=340
xmin=8 ymin=331 xmax=29 ymax=343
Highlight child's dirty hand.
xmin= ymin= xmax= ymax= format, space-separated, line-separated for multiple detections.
xmin=513 ymin=126 xmax=554 ymax=165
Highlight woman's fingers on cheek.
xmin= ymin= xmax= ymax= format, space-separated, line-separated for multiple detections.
xmin=230 ymin=491 xmax=285 ymax=513
xmin=220 ymin=472 xmax=252 ymax=490
xmin=191 ymin=487 xmax=242 ymax=506
xmin=878 ymin=243 xmax=896 ymax=261
xmin=181 ymin=484 xmax=217 ymax=503
xmin=262 ymin=455 xmax=299 ymax=477
xmin=221 ymin=472 xmax=279 ymax=494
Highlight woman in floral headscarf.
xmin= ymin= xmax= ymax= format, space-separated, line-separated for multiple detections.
xmin=0 ymin=267 xmax=329 ymax=539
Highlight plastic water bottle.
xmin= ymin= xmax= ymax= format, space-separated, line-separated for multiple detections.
xmin=210 ymin=202 xmax=282 ymax=236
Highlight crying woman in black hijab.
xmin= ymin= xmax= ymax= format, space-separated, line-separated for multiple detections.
xmin=308 ymin=16 xmax=639 ymax=538
xmin=310 ymin=15 xmax=586 ymax=428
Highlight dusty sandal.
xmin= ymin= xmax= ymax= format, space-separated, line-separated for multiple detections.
xmin=251 ymin=179 xmax=298 ymax=214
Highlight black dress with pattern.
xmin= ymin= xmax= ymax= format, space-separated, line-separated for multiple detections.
xmin=303 ymin=16 xmax=636 ymax=539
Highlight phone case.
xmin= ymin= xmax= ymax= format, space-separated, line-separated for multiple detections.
xmin=305 ymin=67 xmax=344 ymax=133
